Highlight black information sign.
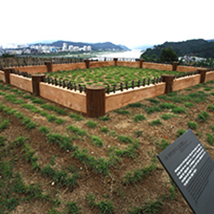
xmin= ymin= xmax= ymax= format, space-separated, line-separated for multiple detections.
xmin=157 ymin=129 xmax=214 ymax=214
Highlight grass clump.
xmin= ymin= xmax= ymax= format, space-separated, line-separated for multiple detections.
xmin=159 ymin=103 xmax=175 ymax=109
xmin=101 ymin=126 xmax=108 ymax=133
xmin=0 ymin=135 xmax=6 ymax=147
xmin=46 ymin=114 xmax=56 ymax=122
xmin=128 ymin=102 xmax=144 ymax=108
xmin=86 ymin=120 xmax=97 ymax=128
xmin=5 ymin=94 xmax=25 ymax=104
xmin=69 ymin=113 xmax=83 ymax=121
xmin=148 ymin=98 xmax=160 ymax=104
xmin=156 ymin=139 xmax=170 ymax=151
xmin=0 ymin=118 xmax=9 ymax=132
xmin=91 ymin=135 xmax=104 ymax=147
xmin=171 ymin=106 xmax=186 ymax=114
xmin=149 ymin=119 xmax=162 ymax=126
xmin=184 ymin=102 xmax=194 ymax=108
xmin=197 ymin=111 xmax=209 ymax=122
xmin=206 ymin=133 xmax=214 ymax=146
xmin=135 ymin=130 xmax=143 ymax=137
xmin=160 ymin=113 xmax=175 ymax=120
xmin=14 ymin=111 xmax=24 ymax=119
xmin=133 ymin=114 xmax=146 ymax=122
xmin=118 ymin=135 xmax=132 ymax=144
xmin=122 ymin=163 xmax=156 ymax=184
xmin=55 ymin=118 xmax=65 ymax=125
xmin=99 ymin=116 xmax=110 ymax=121
xmin=187 ymin=121 xmax=197 ymax=130
xmin=21 ymin=103 xmax=41 ymax=113
xmin=86 ymin=193 xmax=114 ymax=214
xmin=207 ymin=105 xmax=214 ymax=112
xmin=177 ymin=129 xmax=186 ymax=137
xmin=66 ymin=201 xmax=82 ymax=214
xmin=115 ymin=109 xmax=130 ymax=115
xmin=66 ymin=125 xmax=87 ymax=136
xmin=210 ymin=125 xmax=214 ymax=132
xmin=38 ymin=126 xmax=50 ymax=135
xmin=144 ymin=106 xmax=161 ymax=114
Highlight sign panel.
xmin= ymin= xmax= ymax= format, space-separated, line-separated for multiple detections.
xmin=157 ymin=129 xmax=214 ymax=214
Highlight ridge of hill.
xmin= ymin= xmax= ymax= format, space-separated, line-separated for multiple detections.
xmin=142 ymin=39 xmax=214 ymax=58
xmin=32 ymin=40 xmax=130 ymax=51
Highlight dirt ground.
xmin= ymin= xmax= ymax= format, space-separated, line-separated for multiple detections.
xmin=1 ymin=80 xmax=214 ymax=214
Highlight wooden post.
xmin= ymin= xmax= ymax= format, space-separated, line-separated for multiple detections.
xmin=172 ymin=61 xmax=179 ymax=71
xmin=3 ymin=68 xmax=12 ymax=84
xmin=85 ymin=59 xmax=90 ymax=69
xmin=45 ymin=61 xmax=52 ymax=72
xmin=161 ymin=74 xmax=175 ymax=94
xmin=139 ymin=59 xmax=144 ymax=68
xmin=86 ymin=86 xmax=105 ymax=117
xmin=198 ymin=68 xmax=208 ymax=83
xmin=32 ymin=74 xmax=45 ymax=96
xmin=114 ymin=58 xmax=118 ymax=66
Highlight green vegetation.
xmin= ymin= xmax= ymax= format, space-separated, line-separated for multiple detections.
xmin=91 ymin=135 xmax=104 ymax=147
xmin=160 ymin=113 xmax=175 ymax=120
xmin=187 ymin=121 xmax=197 ymax=129
xmin=69 ymin=113 xmax=84 ymax=121
xmin=86 ymin=193 xmax=114 ymax=214
xmin=141 ymin=39 xmax=214 ymax=63
xmin=149 ymin=119 xmax=163 ymax=126
xmin=177 ymin=129 xmax=186 ymax=137
xmin=206 ymin=133 xmax=214 ymax=146
xmin=86 ymin=120 xmax=97 ymax=128
xmin=133 ymin=114 xmax=146 ymax=122
xmin=197 ymin=111 xmax=209 ymax=122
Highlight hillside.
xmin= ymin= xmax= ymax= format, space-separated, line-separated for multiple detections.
xmin=33 ymin=40 xmax=130 ymax=51
xmin=1 ymin=77 xmax=214 ymax=213
xmin=142 ymin=39 xmax=214 ymax=59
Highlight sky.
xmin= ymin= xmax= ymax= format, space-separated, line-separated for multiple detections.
xmin=1 ymin=0 xmax=213 ymax=49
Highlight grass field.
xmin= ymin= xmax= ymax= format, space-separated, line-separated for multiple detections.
xmin=45 ymin=66 xmax=185 ymax=86
xmin=0 ymin=79 xmax=214 ymax=213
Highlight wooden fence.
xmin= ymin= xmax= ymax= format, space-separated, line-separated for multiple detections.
xmin=0 ymin=60 xmax=214 ymax=117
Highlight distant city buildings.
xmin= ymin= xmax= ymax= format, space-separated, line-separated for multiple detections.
xmin=0 ymin=42 xmax=92 ymax=56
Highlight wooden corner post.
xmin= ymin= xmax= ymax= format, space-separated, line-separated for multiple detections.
xmin=45 ymin=61 xmax=52 ymax=72
xmin=85 ymin=59 xmax=90 ymax=69
xmin=198 ymin=68 xmax=208 ymax=83
xmin=86 ymin=86 xmax=105 ymax=117
xmin=32 ymin=74 xmax=45 ymax=96
xmin=3 ymin=68 xmax=12 ymax=84
xmin=161 ymin=74 xmax=175 ymax=94
xmin=172 ymin=62 xmax=179 ymax=71
xmin=114 ymin=58 xmax=118 ymax=66
xmin=139 ymin=59 xmax=144 ymax=68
